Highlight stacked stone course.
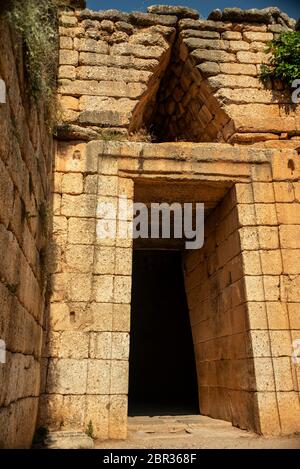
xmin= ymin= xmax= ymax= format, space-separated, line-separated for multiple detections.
xmin=0 ymin=18 xmax=53 ymax=448
xmin=57 ymin=5 xmax=300 ymax=145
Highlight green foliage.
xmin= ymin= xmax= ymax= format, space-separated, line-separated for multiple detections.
xmin=7 ymin=0 xmax=58 ymax=120
xmin=86 ymin=420 xmax=94 ymax=439
xmin=260 ymin=31 xmax=300 ymax=87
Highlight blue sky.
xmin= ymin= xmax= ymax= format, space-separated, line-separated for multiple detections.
xmin=86 ymin=1 xmax=299 ymax=19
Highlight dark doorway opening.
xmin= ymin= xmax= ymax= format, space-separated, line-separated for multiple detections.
xmin=128 ymin=250 xmax=199 ymax=416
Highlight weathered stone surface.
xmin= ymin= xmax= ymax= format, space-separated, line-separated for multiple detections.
xmin=55 ymin=124 xmax=101 ymax=141
xmin=129 ymin=12 xmax=178 ymax=27
xmin=79 ymin=52 xmax=159 ymax=70
xmin=147 ymin=5 xmax=199 ymax=20
xmin=45 ymin=431 xmax=94 ymax=449
xmin=183 ymin=38 xmax=228 ymax=51
xmin=208 ymin=7 xmax=295 ymax=28
xmin=191 ymin=49 xmax=236 ymax=63
xmin=179 ymin=18 xmax=232 ymax=32
xmin=181 ymin=29 xmax=220 ymax=39
xmin=79 ymin=9 xmax=129 ymax=22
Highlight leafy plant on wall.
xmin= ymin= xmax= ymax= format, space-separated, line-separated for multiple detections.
xmin=260 ymin=31 xmax=300 ymax=88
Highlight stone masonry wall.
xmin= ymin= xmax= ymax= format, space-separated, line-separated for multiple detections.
xmin=0 ymin=19 xmax=53 ymax=448
xmin=184 ymin=150 xmax=300 ymax=435
xmin=184 ymin=188 xmax=259 ymax=432
xmin=56 ymin=6 xmax=299 ymax=145
xmin=38 ymin=141 xmax=134 ymax=439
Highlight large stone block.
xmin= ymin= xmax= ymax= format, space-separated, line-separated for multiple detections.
xmin=68 ymin=217 xmax=96 ymax=244
xmin=87 ymin=359 xmax=110 ymax=394
xmin=46 ymin=359 xmax=88 ymax=394
xmin=85 ymin=395 xmax=110 ymax=439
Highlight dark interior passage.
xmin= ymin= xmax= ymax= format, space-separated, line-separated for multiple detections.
xmin=128 ymin=250 xmax=199 ymax=416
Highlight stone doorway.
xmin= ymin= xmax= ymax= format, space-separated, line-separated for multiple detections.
xmin=128 ymin=249 xmax=199 ymax=417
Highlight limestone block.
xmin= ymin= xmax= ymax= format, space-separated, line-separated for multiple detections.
xmin=219 ymin=63 xmax=257 ymax=75
xmin=222 ymin=31 xmax=242 ymax=40
xmin=84 ymin=175 xmax=98 ymax=194
xmin=93 ymin=275 xmax=114 ymax=303
xmin=115 ymin=248 xmax=132 ymax=276
xmin=260 ymin=250 xmax=282 ymax=275
xmin=274 ymin=182 xmax=294 ymax=202
xmin=181 ymin=29 xmax=220 ymax=39
xmin=61 ymin=194 xmax=96 ymax=218
xmin=256 ymin=392 xmax=280 ymax=435
xmin=59 ymin=50 xmax=79 ymax=66
xmin=85 ymin=395 xmax=109 ymax=439
xmin=61 ymin=173 xmax=83 ymax=194
xmin=129 ymin=12 xmax=177 ymax=27
xmin=263 ymin=276 xmax=280 ymax=301
xmin=237 ymin=51 xmax=269 ymax=64
xmin=244 ymin=276 xmax=265 ymax=302
xmin=246 ymin=302 xmax=268 ymax=330
xmin=38 ymin=394 xmax=64 ymax=430
xmin=60 ymin=79 xmax=146 ymax=99
xmin=209 ymin=74 xmax=261 ymax=89
xmin=94 ymin=246 xmax=115 ymax=275
xmin=46 ymin=359 xmax=88 ymax=394
xmin=228 ymin=40 xmax=250 ymax=52
xmin=68 ymin=217 xmax=96 ymax=245
xmin=74 ymin=38 xmax=108 ymax=54
xmin=79 ymin=52 xmax=159 ymax=71
xmin=257 ymin=226 xmax=279 ymax=249
xmin=89 ymin=303 xmax=113 ymax=332
xmin=87 ymin=359 xmax=110 ymax=394
xmin=114 ymin=276 xmax=132 ymax=304
xmin=276 ymin=204 xmax=300 ymax=224
xmin=60 ymin=36 xmax=73 ymax=50
xmin=111 ymin=333 xmax=130 ymax=360
xmin=184 ymin=38 xmax=228 ymax=51
xmin=273 ymin=357 xmax=294 ymax=391
xmin=0 ymin=159 xmax=14 ymax=227
xmin=45 ymin=431 xmax=93 ymax=449
xmin=110 ymin=360 xmax=129 ymax=394
xmin=47 ymin=331 xmax=89 ymax=358
xmin=288 ymin=303 xmax=300 ymax=329
xmin=243 ymin=31 xmax=273 ymax=42
xmin=58 ymin=65 xmax=76 ymax=80
xmin=242 ymin=251 xmax=261 ymax=275
xmin=59 ymin=26 xmax=85 ymax=38
xmin=111 ymin=43 xmax=167 ymax=60
xmin=191 ymin=49 xmax=236 ymax=63
xmin=64 ymin=245 xmax=94 ymax=273
xmin=277 ymin=392 xmax=300 ymax=434
xmin=255 ymin=204 xmax=277 ymax=225
xmin=271 ymin=152 xmax=300 ymax=181
xmin=60 ymin=15 xmax=78 ymax=27
xmin=237 ymin=204 xmax=256 ymax=226
xmin=252 ymin=182 xmax=274 ymax=203
xmin=270 ymin=330 xmax=294 ymax=357
xmin=109 ymin=395 xmax=128 ymax=439
xmin=250 ymin=330 xmax=271 ymax=357
xmin=89 ymin=332 xmax=112 ymax=359
xmin=254 ymin=357 xmax=275 ymax=391
xmin=56 ymin=142 xmax=97 ymax=173
xmin=77 ymin=66 xmax=151 ymax=83
xmin=52 ymin=273 xmax=92 ymax=302
xmin=113 ymin=304 xmax=131 ymax=332
xmin=282 ymin=250 xmax=300 ymax=274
